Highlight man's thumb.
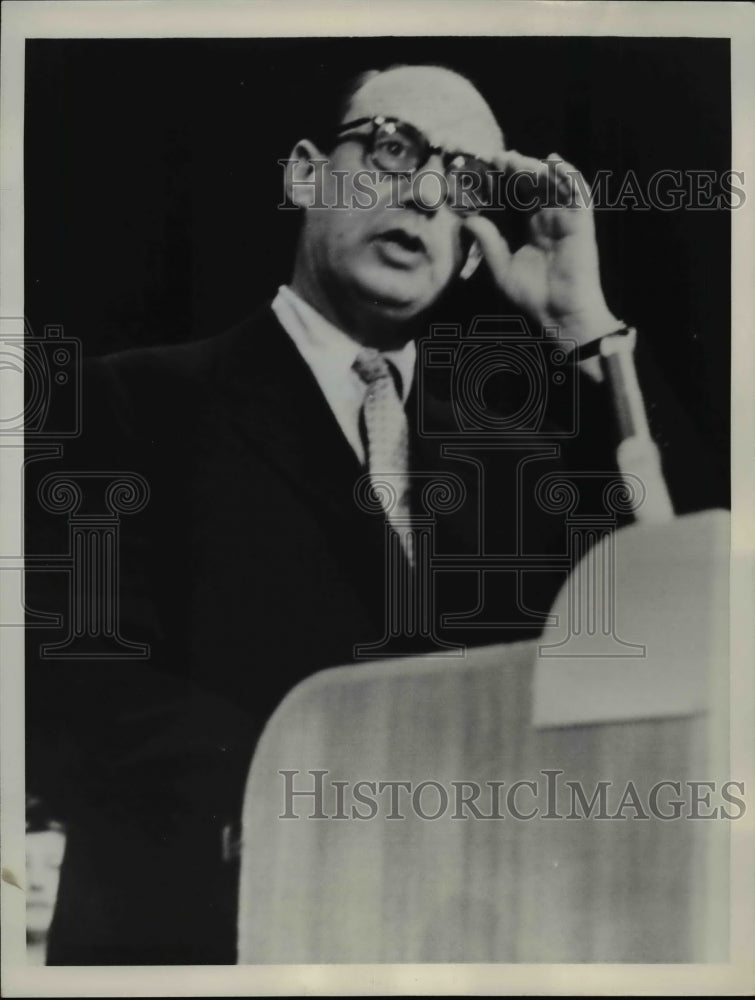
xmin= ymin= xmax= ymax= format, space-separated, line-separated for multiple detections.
xmin=462 ymin=216 xmax=513 ymax=287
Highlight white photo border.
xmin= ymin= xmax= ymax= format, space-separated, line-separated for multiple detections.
xmin=2 ymin=2 xmax=753 ymax=996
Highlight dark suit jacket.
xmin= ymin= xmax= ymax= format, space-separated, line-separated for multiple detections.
xmin=25 ymin=304 xmax=725 ymax=964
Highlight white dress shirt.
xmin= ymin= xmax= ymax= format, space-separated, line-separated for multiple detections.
xmin=271 ymin=284 xmax=416 ymax=465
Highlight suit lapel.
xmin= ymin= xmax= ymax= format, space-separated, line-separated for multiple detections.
xmin=213 ymin=305 xmax=367 ymax=520
xmin=210 ymin=306 xmax=395 ymax=623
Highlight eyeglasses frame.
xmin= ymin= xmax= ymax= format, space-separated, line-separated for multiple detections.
xmin=330 ymin=115 xmax=496 ymax=182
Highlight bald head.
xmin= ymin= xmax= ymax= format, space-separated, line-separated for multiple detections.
xmin=343 ymin=65 xmax=504 ymax=161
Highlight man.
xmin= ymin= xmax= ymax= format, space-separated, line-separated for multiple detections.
xmin=26 ymin=64 xmax=719 ymax=965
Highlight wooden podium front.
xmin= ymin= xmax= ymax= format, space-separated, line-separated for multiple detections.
xmin=237 ymin=511 xmax=730 ymax=963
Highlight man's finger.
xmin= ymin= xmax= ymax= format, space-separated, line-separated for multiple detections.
xmin=462 ymin=215 xmax=512 ymax=284
xmin=545 ymin=151 xmax=589 ymax=209
xmin=494 ymin=149 xmax=544 ymax=177
xmin=495 ymin=149 xmax=590 ymax=210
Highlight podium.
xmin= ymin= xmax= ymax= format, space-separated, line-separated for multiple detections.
xmin=237 ymin=510 xmax=730 ymax=963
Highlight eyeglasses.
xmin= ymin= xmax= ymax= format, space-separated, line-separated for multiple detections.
xmin=331 ymin=115 xmax=496 ymax=214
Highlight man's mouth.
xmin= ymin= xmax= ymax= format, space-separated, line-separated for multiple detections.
xmin=373 ymin=228 xmax=428 ymax=266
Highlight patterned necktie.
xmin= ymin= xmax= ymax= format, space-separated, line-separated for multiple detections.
xmin=353 ymin=348 xmax=413 ymax=565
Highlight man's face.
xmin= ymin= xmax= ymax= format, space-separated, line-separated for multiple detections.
xmin=296 ymin=67 xmax=503 ymax=329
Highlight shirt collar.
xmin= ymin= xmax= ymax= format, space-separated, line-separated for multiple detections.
xmin=273 ymin=284 xmax=416 ymax=403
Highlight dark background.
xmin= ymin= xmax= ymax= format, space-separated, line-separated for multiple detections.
xmin=25 ymin=36 xmax=731 ymax=480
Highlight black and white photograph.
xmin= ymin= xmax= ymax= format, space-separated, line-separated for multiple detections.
xmin=1 ymin=1 xmax=753 ymax=995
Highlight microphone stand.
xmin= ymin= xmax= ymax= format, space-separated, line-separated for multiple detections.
xmin=598 ymin=329 xmax=675 ymax=524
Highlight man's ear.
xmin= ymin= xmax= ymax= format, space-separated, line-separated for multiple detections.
xmin=459 ymin=237 xmax=483 ymax=281
xmin=285 ymin=139 xmax=326 ymax=209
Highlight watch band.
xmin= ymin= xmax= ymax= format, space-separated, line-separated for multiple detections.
xmin=573 ymin=325 xmax=636 ymax=363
